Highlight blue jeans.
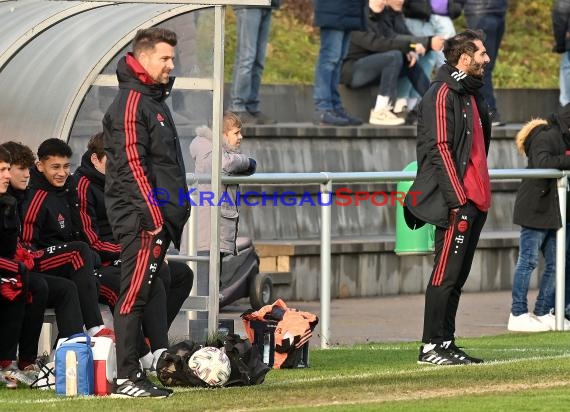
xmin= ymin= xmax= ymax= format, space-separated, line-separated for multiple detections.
xmin=347 ymin=50 xmax=403 ymax=99
xmin=466 ymin=13 xmax=506 ymax=113
xmin=313 ymin=28 xmax=351 ymax=111
xmin=229 ymin=7 xmax=272 ymax=113
xmin=397 ymin=51 xmax=436 ymax=101
xmin=511 ymin=227 xmax=556 ymax=316
xmin=560 ymin=51 xmax=570 ymax=107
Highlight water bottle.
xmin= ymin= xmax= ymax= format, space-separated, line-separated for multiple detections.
xmin=262 ymin=332 xmax=271 ymax=365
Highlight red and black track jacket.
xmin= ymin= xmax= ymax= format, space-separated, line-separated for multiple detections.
xmin=404 ymin=64 xmax=491 ymax=229
xmin=0 ymin=194 xmax=26 ymax=276
xmin=103 ymin=54 xmax=190 ymax=248
xmin=74 ymin=152 xmax=121 ymax=263
xmin=20 ymin=167 xmax=82 ymax=250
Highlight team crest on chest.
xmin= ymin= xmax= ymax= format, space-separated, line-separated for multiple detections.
xmin=57 ymin=213 xmax=65 ymax=229
xmin=156 ymin=113 xmax=165 ymax=126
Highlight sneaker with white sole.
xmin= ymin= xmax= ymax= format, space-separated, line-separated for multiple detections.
xmin=418 ymin=345 xmax=468 ymax=366
xmin=112 ymin=370 xmax=172 ymax=398
xmin=507 ymin=312 xmax=550 ymax=332
xmin=447 ymin=342 xmax=484 ymax=364
xmin=369 ymin=107 xmax=405 ymax=126
xmin=3 ymin=367 xmax=37 ymax=387
xmin=536 ymin=310 xmax=570 ymax=331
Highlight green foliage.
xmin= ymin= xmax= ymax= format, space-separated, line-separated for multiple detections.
xmin=224 ymin=0 xmax=560 ymax=88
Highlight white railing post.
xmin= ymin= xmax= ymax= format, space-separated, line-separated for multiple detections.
xmin=556 ymin=175 xmax=568 ymax=330
xmin=320 ymin=176 xmax=332 ymax=349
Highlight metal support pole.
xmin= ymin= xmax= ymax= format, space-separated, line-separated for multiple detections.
xmin=320 ymin=177 xmax=332 ymax=348
xmin=207 ymin=4 xmax=225 ymax=337
xmin=186 ymin=186 xmax=199 ymax=322
xmin=556 ymin=176 xmax=568 ymax=330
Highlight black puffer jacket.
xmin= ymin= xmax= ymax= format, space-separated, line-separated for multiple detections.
xmin=553 ymin=0 xmax=570 ymax=53
xmin=404 ymin=64 xmax=491 ymax=228
xmin=313 ymin=0 xmax=367 ymax=30
xmin=403 ymin=0 xmax=466 ymax=20
xmin=512 ymin=113 xmax=570 ymax=229
xmin=74 ymin=152 xmax=121 ymax=262
xmin=103 ymin=54 xmax=190 ymax=248
xmin=463 ymin=0 xmax=507 ymax=17
xmin=341 ymin=7 xmax=431 ymax=84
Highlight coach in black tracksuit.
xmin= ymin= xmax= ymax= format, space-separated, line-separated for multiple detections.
xmin=404 ymin=30 xmax=491 ymax=365
xmin=103 ymin=28 xmax=190 ymax=388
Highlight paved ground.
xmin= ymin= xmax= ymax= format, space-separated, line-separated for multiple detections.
xmin=170 ymin=289 xmax=540 ymax=347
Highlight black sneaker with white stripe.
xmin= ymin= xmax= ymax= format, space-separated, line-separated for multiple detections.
xmin=112 ymin=370 xmax=172 ymax=398
xmin=417 ymin=345 xmax=468 ymax=366
xmin=448 ymin=342 xmax=484 ymax=364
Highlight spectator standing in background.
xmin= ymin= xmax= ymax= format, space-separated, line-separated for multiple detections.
xmin=464 ymin=0 xmax=508 ymax=126
xmin=553 ymin=0 xmax=570 ymax=108
xmin=313 ymin=0 xmax=367 ymax=126
xmin=229 ymin=0 xmax=281 ymax=125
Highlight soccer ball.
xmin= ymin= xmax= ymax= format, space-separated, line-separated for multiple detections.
xmin=188 ymin=347 xmax=231 ymax=387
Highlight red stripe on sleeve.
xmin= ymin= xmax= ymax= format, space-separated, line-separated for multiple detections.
xmin=435 ymin=85 xmax=467 ymax=205
xmin=124 ymin=90 xmax=164 ymax=229
xmin=21 ymin=190 xmax=48 ymax=245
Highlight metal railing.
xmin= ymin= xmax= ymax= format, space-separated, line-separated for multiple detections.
xmin=177 ymin=169 xmax=569 ymax=348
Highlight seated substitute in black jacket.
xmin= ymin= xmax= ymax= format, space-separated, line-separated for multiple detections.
xmin=103 ymin=27 xmax=190 ymax=398
xmin=20 ymin=138 xmax=110 ymax=339
xmin=341 ymin=0 xmax=436 ymax=126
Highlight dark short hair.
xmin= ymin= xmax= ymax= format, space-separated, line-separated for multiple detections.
xmin=444 ymin=29 xmax=485 ymax=66
xmin=223 ymin=111 xmax=243 ymax=133
xmin=0 ymin=146 xmax=11 ymax=164
xmin=132 ymin=27 xmax=177 ymax=58
xmin=0 ymin=141 xmax=35 ymax=168
xmin=37 ymin=138 xmax=72 ymax=161
xmin=87 ymin=132 xmax=105 ymax=161
xmin=0 ymin=141 xmax=36 ymax=169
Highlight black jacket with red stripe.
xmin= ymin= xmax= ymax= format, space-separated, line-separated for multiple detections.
xmin=74 ymin=152 xmax=121 ymax=262
xmin=404 ymin=64 xmax=491 ymax=229
xmin=0 ymin=194 xmax=25 ymax=276
xmin=20 ymin=167 xmax=82 ymax=249
xmin=103 ymin=54 xmax=190 ymax=248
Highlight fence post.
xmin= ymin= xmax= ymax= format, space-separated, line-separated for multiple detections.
xmin=320 ymin=177 xmax=332 ymax=348
xmin=556 ymin=176 xmax=568 ymax=330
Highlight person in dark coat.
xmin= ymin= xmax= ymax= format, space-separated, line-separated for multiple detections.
xmin=553 ymin=0 xmax=570 ymax=107
xmin=404 ymin=30 xmax=491 ymax=365
xmin=464 ymin=0 xmax=508 ymax=126
xmin=313 ymin=0 xmax=367 ymax=126
xmin=103 ymin=27 xmax=189 ymax=398
xmin=507 ymin=104 xmax=570 ymax=332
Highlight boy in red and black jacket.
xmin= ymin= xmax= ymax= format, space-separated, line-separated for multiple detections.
xmin=1 ymin=142 xmax=85 ymax=361
xmin=20 ymin=138 xmax=111 ymax=339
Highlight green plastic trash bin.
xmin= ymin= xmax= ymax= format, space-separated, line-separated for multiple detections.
xmin=394 ymin=161 xmax=435 ymax=255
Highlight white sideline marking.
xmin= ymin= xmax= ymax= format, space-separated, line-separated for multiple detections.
xmin=171 ymin=352 xmax=570 ymax=393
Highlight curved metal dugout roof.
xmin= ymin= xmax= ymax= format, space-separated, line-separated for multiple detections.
xmin=0 ymin=0 xmax=206 ymax=149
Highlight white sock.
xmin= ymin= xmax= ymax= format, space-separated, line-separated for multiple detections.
xmin=152 ymin=348 xmax=167 ymax=369
xmin=116 ymin=378 xmax=128 ymax=385
xmin=422 ymin=343 xmax=436 ymax=353
xmin=87 ymin=325 xmax=104 ymax=337
xmin=441 ymin=340 xmax=452 ymax=349
xmin=374 ymin=95 xmax=390 ymax=111
xmin=393 ymin=98 xmax=407 ymax=113
xmin=140 ymin=351 xmax=154 ymax=370
xmin=407 ymin=97 xmax=419 ymax=110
